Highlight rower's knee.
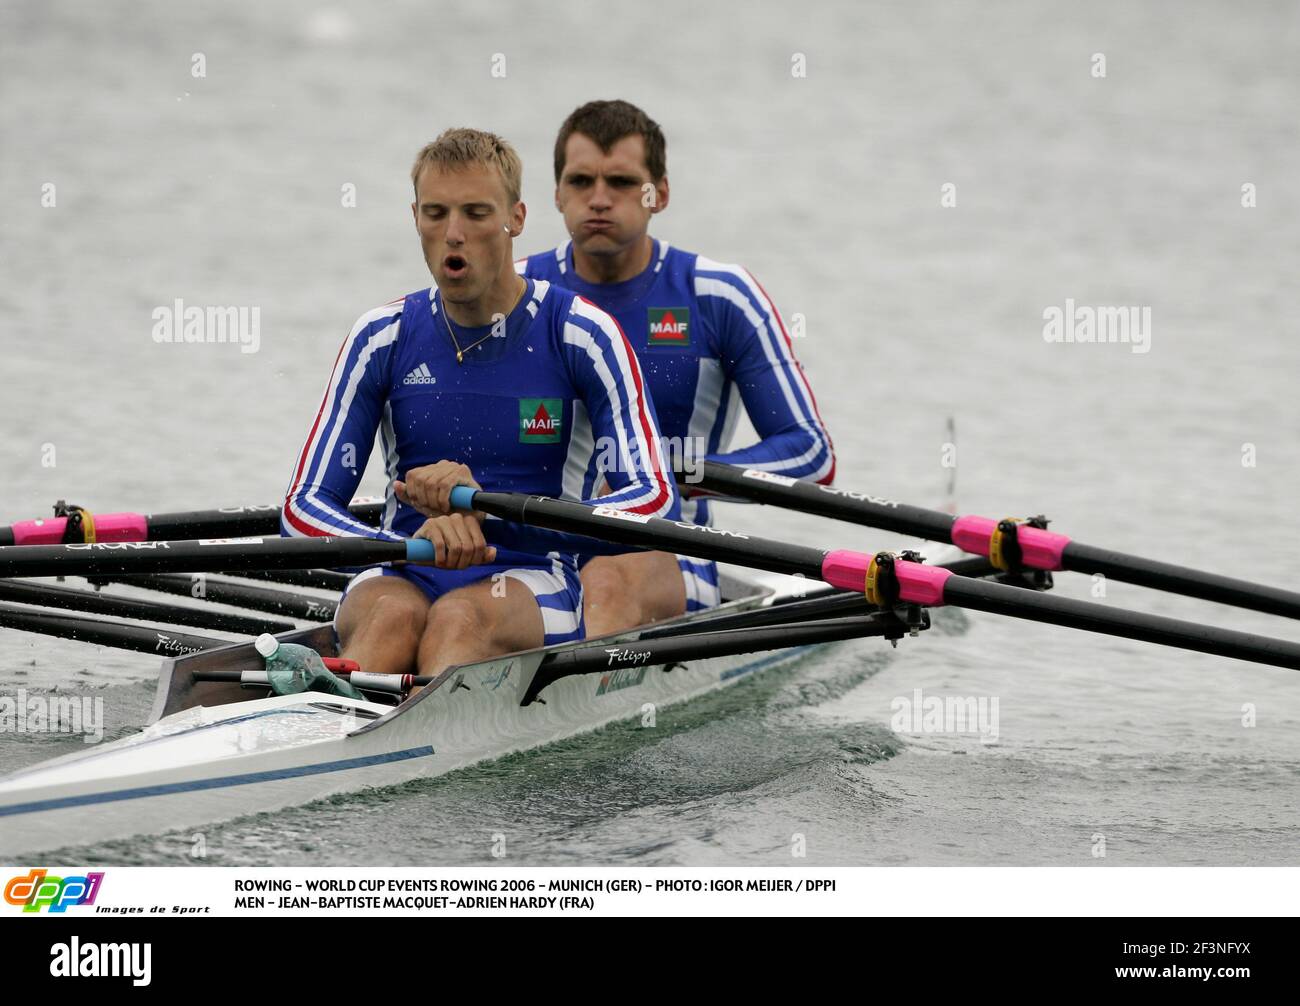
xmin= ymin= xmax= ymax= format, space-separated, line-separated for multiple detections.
xmin=339 ymin=588 xmax=427 ymax=648
xmin=581 ymin=558 xmax=633 ymax=599
xmin=581 ymin=553 xmax=688 ymax=637
xmin=582 ymin=558 xmax=650 ymax=635
xmin=424 ymin=594 xmax=491 ymax=643
xmin=418 ymin=594 xmax=496 ymax=676
xmin=419 ymin=582 xmax=545 ymax=674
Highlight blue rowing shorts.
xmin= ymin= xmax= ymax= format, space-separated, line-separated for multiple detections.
xmin=339 ymin=555 xmax=584 ymax=646
xmin=678 ymin=555 xmax=721 ymax=612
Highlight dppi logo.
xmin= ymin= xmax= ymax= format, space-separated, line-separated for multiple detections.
xmin=4 ymin=869 xmax=104 ymax=913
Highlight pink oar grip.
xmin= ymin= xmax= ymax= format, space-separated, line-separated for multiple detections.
xmin=895 ymin=562 xmax=952 ymax=606
xmin=950 ymin=515 xmax=1070 ymax=570
xmin=1016 ymin=524 xmax=1071 ymax=570
xmin=10 ymin=512 xmax=149 ymax=545
xmin=820 ymin=550 xmax=952 ymax=606
xmin=92 ymin=513 xmax=151 ymax=542
xmin=821 ymin=550 xmax=870 ymax=591
xmin=950 ymin=515 xmax=997 ymax=556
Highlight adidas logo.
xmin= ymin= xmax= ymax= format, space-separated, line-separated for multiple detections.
xmin=403 ymin=363 xmax=436 ymax=386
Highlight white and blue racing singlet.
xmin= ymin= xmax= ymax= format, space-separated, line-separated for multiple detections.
xmin=282 ymin=278 xmax=678 ymax=564
xmin=519 ymin=239 xmax=834 ymax=528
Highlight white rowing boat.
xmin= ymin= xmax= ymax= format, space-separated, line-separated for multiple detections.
xmin=0 ymin=568 xmax=861 ymax=857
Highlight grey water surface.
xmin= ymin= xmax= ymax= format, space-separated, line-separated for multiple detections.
xmin=1 ymin=0 xmax=1297 ymax=865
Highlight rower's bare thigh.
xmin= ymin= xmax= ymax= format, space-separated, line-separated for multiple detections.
xmin=582 ymin=551 xmax=686 ymax=620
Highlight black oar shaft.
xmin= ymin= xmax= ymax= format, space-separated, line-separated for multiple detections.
xmin=94 ymin=573 xmax=338 ymax=622
xmin=689 ymin=461 xmax=1300 ymax=622
xmin=640 ymin=592 xmax=875 ymax=637
xmin=141 ymin=505 xmax=283 ymax=540
xmin=0 ymin=536 xmax=416 ymax=578
xmin=942 ymin=576 xmax=1300 ymax=670
xmin=469 ymin=491 xmax=826 ymax=577
xmin=0 ymin=603 xmax=229 ymax=656
xmin=1062 ymin=543 xmax=1300 ymax=620
xmin=143 ymin=503 xmax=384 ymax=541
xmin=523 ymin=612 xmax=913 ymax=704
xmin=0 ymin=580 xmax=293 ymax=635
xmin=221 ymin=568 xmax=353 ymax=591
xmin=688 ymin=462 xmax=957 ymax=539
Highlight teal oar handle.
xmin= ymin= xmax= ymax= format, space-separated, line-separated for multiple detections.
xmin=405 ymin=539 xmax=436 ymax=562
xmin=449 ymin=486 xmax=478 ymax=511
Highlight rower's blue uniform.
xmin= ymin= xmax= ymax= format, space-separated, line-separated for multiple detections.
xmin=518 ymin=239 xmax=834 ymax=610
xmin=282 ymin=278 xmax=677 ymax=644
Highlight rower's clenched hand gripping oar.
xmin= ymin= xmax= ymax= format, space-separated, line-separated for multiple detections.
xmin=447 ymin=486 xmax=1300 ymax=673
xmin=681 ymin=461 xmax=1300 ymax=621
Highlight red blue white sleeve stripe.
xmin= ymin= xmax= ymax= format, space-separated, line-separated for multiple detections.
xmin=563 ymin=297 xmax=677 ymax=518
xmin=281 ymin=303 xmax=406 ymax=540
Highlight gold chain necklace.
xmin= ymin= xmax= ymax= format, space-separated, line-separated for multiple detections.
xmin=441 ymin=281 xmax=526 ymax=364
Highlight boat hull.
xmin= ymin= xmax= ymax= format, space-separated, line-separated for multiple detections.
xmin=0 ymin=571 xmax=821 ymax=856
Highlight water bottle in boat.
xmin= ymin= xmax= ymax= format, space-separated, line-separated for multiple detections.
xmin=254 ymin=634 xmax=366 ymax=700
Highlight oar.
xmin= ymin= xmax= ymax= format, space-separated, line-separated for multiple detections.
xmin=640 ymin=590 xmax=887 ymax=635
xmin=0 ymin=500 xmax=384 ymax=546
xmin=0 ymin=603 xmax=231 ymax=656
xmin=682 ymin=461 xmax=1300 ymax=620
xmin=221 ymin=568 xmax=354 ymax=591
xmin=517 ymin=612 xmax=917 ymax=705
xmin=90 ymin=573 xmax=339 ymax=622
xmin=0 ymin=580 xmax=293 ymax=635
xmin=0 ymin=536 xmax=435 ymax=578
xmin=447 ymin=487 xmax=1300 ymax=673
